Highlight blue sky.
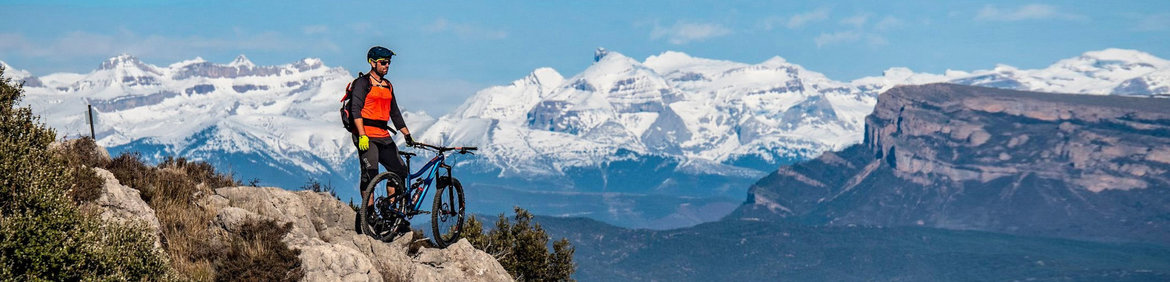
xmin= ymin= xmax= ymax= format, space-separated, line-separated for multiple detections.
xmin=2 ymin=0 xmax=1168 ymax=115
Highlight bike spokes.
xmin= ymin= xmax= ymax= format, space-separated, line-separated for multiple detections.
xmin=431 ymin=177 xmax=465 ymax=248
xmin=360 ymin=172 xmax=408 ymax=242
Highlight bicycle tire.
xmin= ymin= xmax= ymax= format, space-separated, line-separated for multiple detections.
xmin=431 ymin=176 xmax=466 ymax=248
xmin=361 ymin=171 xmax=406 ymax=241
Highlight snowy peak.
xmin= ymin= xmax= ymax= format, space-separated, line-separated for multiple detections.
xmin=1077 ymin=48 xmax=1170 ymax=67
xmin=448 ymin=67 xmax=564 ymax=121
xmin=294 ymin=58 xmax=326 ymax=71
xmin=644 ymin=51 xmax=747 ymax=78
xmin=167 ymin=57 xmax=208 ymax=69
xmin=594 ymin=47 xmax=609 ymax=62
xmin=0 ymin=61 xmax=41 ymax=88
xmin=1 ymin=60 xmax=30 ymax=80
xmin=527 ymin=67 xmax=565 ymax=87
xmin=228 ymin=54 xmax=256 ymax=68
xmin=758 ymin=56 xmax=789 ymax=67
xmin=958 ymin=49 xmax=1170 ymax=94
xmin=97 ymin=54 xmax=158 ymax=73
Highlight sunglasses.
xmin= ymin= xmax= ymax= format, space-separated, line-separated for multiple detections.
xmin=371 ymin=58 xmax=391 ymax=66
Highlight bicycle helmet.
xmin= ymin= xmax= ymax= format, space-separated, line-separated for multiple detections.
xmin=367 ymin=46 xmax=396 ymax=61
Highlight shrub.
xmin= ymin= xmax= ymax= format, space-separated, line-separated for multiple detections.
xmin=464 ymin=207 xmax=576 ymax=281
xmin=214 ymin=219 xmax=303 ymax=282
xmin=52 ymin=137 xmax=105 ymax=204
xmin=102 ymin=149 xmax=310 ymax=281
xmin=0 ymin=64 xmax=168 ymax=280
xmin=300 ymin=179 xmax=337 ymax=199
xmin=160 ymin=156 xmax=237 ymax=189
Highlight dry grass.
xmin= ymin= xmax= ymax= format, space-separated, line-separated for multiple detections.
xmin=214 ymin=220 xmax=303 ymax=282
xmin=104 ymin=152 xmax=225 ymax=280
xmin=45 ymin=130 xmax=304 ymax=281
xmin=51 ymin=137 xmax=107 ymax=204
xmin=101 ymin=152 xmax=302 ymax=281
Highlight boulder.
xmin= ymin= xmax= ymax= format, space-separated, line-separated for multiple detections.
xmin=211 ymin=186 xmax=512 ymax=281
xmin=89 ymin=167 xmax=163 ymax=248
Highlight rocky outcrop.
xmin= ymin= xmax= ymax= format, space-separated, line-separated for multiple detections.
xmin=89 ymin=167 xmax=164 ymax=248
xmin=736 ymin=83 xmax=1170 ymax=244
xmin=207 ymin=186 xmax=511 ymax=281
xmin=89 ymin=174 xmax=511 ymax=281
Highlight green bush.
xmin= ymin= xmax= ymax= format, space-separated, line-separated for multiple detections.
xmin=0 ymin=64 xmax=168 ymax=280
xmin=464 ymin=207 xmax=576 ymax=281
xmin=53 ymin=137 xmax=105 ymax=204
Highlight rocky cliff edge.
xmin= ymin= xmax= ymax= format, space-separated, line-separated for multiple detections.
xmin=89 ymin=166 xmax=512 ymax=281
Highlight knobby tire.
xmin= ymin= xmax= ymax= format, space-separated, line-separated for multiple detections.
xmin=431 ymin=176 xmax=465 ymax=248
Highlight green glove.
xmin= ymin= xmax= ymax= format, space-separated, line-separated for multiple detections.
xmin=358 ymin=135 xmax=370 ymax=151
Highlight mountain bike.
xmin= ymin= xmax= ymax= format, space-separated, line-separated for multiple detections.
xmin=359 ymin=142 xmax=477 ymax=248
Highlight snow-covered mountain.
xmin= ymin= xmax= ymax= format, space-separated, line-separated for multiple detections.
xmin=423 ymin=49 xmax=870 ymax=183
xmin=5 ymin=54 xmax=433 ymax=202
xmin=4 ymin=48 xmax=1167 ymax=229
xmin=421 ymin=48 xmax=1170 ymax=186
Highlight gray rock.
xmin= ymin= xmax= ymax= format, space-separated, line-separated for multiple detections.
xmin=89 ymin=167 xmax=163 ymax=248
xmin=211 ymin=186 xmax=512 ymax=281
xmin=737 ymin=83 xmax=1170 ymax=245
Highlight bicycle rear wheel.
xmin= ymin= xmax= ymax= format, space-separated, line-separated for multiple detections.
xmin=361 ymin=172 xmax=406 ymax=241
xmin=431 ymin=176 xmax=465 ymax=248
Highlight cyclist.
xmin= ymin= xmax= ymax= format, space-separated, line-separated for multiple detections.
xmin=350 ymin=46 xmax=415 ymax=216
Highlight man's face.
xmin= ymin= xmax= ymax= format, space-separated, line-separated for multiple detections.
xmin=369 ymin=58 xmax=390 ymax=76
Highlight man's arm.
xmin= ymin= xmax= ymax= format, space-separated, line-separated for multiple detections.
xmin=389 ymin=87 xmax=409 ymax=135
xmin=350 ymin=76 xmax=371 ymax=136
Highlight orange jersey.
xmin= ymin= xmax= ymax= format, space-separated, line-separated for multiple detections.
xmin=361 ymin=84 xmax=395 ymax=137
xmin=348 ymin=74 xmax=407 ymax=138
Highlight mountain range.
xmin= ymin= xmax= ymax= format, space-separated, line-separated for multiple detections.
xmin=4 ymin=48 xmax=1168 ymax=229
xmin=734 ymin=83 xmax=1170 ymax=245
xmin=535 ymin=83 xmax=1170 ymax=280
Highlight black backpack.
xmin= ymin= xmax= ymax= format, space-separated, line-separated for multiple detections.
xmin=339 ymin=72 xmax=369 ymax=133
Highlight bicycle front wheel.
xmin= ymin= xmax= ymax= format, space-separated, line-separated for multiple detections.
xmin=431 ymin=176 xmax=466 ymax=248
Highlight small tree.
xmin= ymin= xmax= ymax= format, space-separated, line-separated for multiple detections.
xmin=464 ymin=207 xmax=576 ymax=281
xmin=0 ymin=64 xmax=168 ymax=280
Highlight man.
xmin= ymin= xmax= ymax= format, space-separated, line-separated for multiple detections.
xmin=350 ymin=46 xmax=415 ymax=211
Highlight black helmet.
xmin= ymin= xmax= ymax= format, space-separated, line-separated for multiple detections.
xmin=367 ymin=46 xmax=395 ymax=61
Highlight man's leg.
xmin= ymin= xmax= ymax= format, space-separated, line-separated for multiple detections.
xmin=374 ymin=137 xmax=411 ymax=232
xmin=374 ymin=137 xmax=409 ymax=196
xmin=358 ymin=139 xmax=381 ymax=207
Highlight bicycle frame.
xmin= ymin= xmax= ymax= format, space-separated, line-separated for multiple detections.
xmin=400 ymin=150 xmax=451 ymax=213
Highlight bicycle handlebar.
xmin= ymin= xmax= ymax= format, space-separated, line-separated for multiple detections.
xmin=411 ymin=142 xmax=478 ymax=154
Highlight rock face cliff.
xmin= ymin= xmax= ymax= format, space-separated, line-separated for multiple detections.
xmin=736 ymin=83 xmax=1170 ymax=244
xmin=89 ymin=167 xmax=511 ymax=281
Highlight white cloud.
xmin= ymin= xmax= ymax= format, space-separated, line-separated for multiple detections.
xmin=786 ymin=7 xmax=831 ymax=29
xmin=651 ymin=21 xmax=732 ymax=45
xmin=424 ymin=18 xmax=508 ymax=40
xmin=874 ymin=16 xmax=904 ymax=31
xmin=840 ymin=14 xmax=869 ymax=28
xmin=303 ymin=25 xmax=329 ymax=35
xmin=975 ymin=4 xmax=1086 ymax=21
xmin=814 ymin=31 xmax=860 ymax=47
xmin=0 ymin=28 xmax=338 ymax=61
xmin=814 ymin=31 xmax=887 ymax=47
